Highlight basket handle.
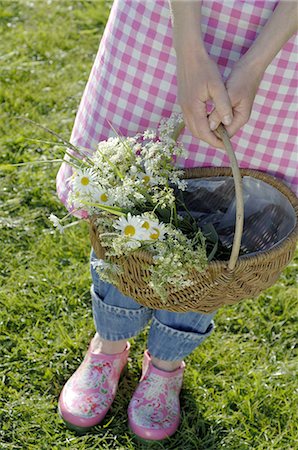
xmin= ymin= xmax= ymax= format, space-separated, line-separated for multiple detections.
xmin=216 ymin=124 xmax=244 ymax=269
xmin=175 ymin=122 xmax=244 ymax=270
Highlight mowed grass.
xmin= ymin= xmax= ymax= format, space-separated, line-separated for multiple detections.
xmin=0 ymin=1 xmax=297 ymax=449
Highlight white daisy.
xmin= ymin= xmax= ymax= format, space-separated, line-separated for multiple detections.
xmin=140 ymin=217 xmax=167 ymax=241
xmin=137 ymin=169 xmax=158 ymax=186
xmin=148 ymin=224 xmax=166 ymax=241
xmin=114 ymin=213 xmax=147 ymax=240
xmin=90 ymin=187 xmax=113 ymax=206
xmin=72 ymin=168 xmax=97 ymax=194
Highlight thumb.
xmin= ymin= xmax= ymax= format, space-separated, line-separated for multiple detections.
xmin=212 ymin=84 xmax=233 ymax=127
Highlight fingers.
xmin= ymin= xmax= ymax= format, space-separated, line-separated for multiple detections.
xmin=208 ymin=109 xmax=221 ymax=132
xmin=209 ymin=100 xmax=251 ymax=137
xmin=217 ymin=100 xmax=251 ymax=137
xmin=211 ymin=83 xmax=233 ymax=127
xmin=183 ymin=108 xmax=225 ymax=149
xmin=208 ymin=108 xmax=246 ymax=138
xmin=225 ymin=109 xmax=250 ymax=136
xmin=177 ymin=64 xmax=233 ymax=148
xmin=207 ymin=84 xmax=234 ymax=135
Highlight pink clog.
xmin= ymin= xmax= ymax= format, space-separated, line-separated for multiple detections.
xmin=58 ymin=340 xmax=130 ymax=431
xmin=128 ymin=350 xmax=185 ymax=441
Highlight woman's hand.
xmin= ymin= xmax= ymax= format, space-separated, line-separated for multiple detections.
xmin=170 ymin=0 xmax=232 ymax=149
xmin=176 ymin=50 xmax=233 ymax=149
xmin=208 ymin=1 xmax=298 ymax=137
xmin=208 ymin=59 xmax=263 ymax=137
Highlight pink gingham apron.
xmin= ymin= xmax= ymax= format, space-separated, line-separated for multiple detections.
xmin=56 ymin=0 xmax=298 ymax=215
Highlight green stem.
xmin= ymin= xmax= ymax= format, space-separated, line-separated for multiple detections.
xmin=64 ymin=150 xmax=90 ymax=168
xmin=175 ymin=197 xmax=196 ymax=224
xmin=172 ymin=201 xmax=178 ymax=227
xmin=107 ymin=120 xmax=134 ymax=157
xmin=137 ymin=186 xmax=155 ymax=205
xmin=98 ymin=232 xmax=119 ymax=238
xmin=17 ymin=116 xmax=95 ymax=165
xmin=80 ymin=200 xmax=125 ymax=216
xmin=0 ymin=159 xmax=64 ymax=168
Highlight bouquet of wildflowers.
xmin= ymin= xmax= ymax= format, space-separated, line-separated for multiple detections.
xmin=51 ymin=114 xmax=208 ymax=302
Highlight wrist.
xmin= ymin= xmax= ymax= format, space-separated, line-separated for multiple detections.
xmin=236 ymin=50 xmax=267 ymax=82
xmin=174 ymin=37 xmax=209 ymax=63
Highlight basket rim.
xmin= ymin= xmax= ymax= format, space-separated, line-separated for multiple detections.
xmin=89 ymin=167 xmax=298 ymax=271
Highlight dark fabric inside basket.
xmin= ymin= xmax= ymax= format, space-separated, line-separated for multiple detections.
xmin=177 ymin=176 xmax=297 ymax=257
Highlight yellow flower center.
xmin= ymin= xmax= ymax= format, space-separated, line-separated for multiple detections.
xmin=142 ymin=175 xmax=150 ymax=184
xmin=150 ymin=227 xmax=160 ymax=240
xmin=124 ymin=225 xmax=136 ymax=236
xmin=81 ymin=176 xmax=90 ymax=186
xmin=141 ymin=221 xmax=150 ymax=230
xmin=100 ymin=193 xmax=108 ymax=203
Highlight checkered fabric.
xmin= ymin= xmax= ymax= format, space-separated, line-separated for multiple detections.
xmin=56 ymin=0 xmax=298 ymax=216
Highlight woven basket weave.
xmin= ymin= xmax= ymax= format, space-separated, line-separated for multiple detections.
xmin=89 ymin=126 xmax=298 ymax=313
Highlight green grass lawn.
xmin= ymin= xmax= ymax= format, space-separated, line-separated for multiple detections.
xmin=0 ymin=1 xmax=297 ymax=449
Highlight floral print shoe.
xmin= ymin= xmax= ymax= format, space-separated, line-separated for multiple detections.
xmin=128 ymin=350 xmax=185 ymax=441
xmin=58 ymin=340 xmax=130 ymax=432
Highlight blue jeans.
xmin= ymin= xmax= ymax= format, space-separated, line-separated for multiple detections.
xmin=91 ymin=250 xmax=216 ymax=361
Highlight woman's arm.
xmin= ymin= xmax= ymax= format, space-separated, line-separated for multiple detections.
xmin=242 ymin=1 xmax=298 ymax=77
xmin=209 ymin=1 xmax=298 ymax=136
xmin=169 ymin=0 xmax=233 ymax=148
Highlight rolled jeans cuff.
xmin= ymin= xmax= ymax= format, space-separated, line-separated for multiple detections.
xmin=148 ymin=316 xmax=215 ymax=361
xmin=91 ymin=285 xmax=152 ymax=340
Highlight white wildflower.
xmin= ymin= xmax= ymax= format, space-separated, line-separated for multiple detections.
xmin=91 ymin=259 xmax=120 ymax=274
xmin=177 ymin=179 xmax=188 ymax=191
xmin=67 ymin=190 xmax=86 ymax=209
xmin=125 ymin=240 xmax=142 ymax=250
xmin=143 ymin=129 xmax=156 ymax=140
xmin=133 ymin=143 xmax=142 ymax=154
xmin=49 ymin=214 xmax=64 ymax=233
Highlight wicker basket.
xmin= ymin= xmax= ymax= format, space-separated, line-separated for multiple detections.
xmin=90 ymin=125 xmax=298 ymax=313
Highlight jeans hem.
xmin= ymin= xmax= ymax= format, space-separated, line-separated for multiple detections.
xmin=148 ymin=316 xmax=215 ymax=361
xmin=91 ymin=286 xmax=152 ymax=340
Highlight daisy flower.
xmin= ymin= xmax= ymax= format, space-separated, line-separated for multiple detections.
xmin=137 ymin=169 xmax=158 ymax=186
xmin=140 ymin=217 xmax=167 ymax=241
xmin=91 ymin=187 xmax=113 ymax=206
xmin=148 ymin=223 xmax=167 ymax=241
xmin=72 ymin=168 xmax=97 ymax=194
xmin=114 ymin=213 xmax=147 ymax=240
